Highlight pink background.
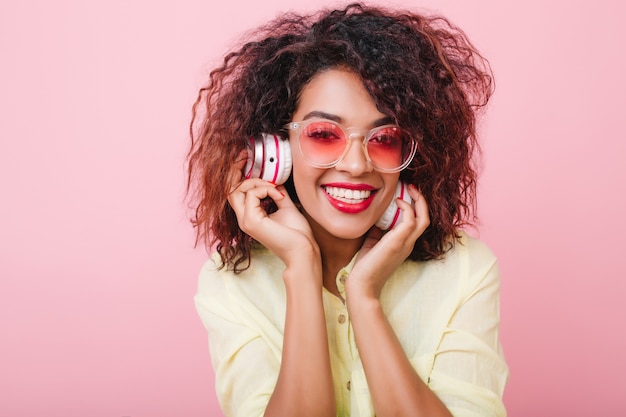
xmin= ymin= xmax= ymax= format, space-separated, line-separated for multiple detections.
xmin=1 ymin=0 xmax=624 ymax=416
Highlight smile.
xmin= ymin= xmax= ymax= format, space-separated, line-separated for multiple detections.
xmin=322 ymin=184 xmax=377 ymax=214
xmin=323 ymin=186 xmax=372 ymax=203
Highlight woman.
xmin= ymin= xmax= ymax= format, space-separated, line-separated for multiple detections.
xmin=188 ymin=3 xmax=508 ymax=416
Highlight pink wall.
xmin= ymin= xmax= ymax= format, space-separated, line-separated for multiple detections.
xmin=1 ymin=0 xmax=624 ymax=416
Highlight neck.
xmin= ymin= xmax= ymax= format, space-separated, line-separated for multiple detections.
xmin=305 ymin=212 xmax=365 ymax=298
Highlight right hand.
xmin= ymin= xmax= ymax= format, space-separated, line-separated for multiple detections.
xmin=347 ymin=185 xmax=430 ymax=300
xmin=227 ymin=152 xmax=319 ymax=267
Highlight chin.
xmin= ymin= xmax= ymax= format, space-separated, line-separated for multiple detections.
xmin=318 ymin=217 xmax=375 ymax=240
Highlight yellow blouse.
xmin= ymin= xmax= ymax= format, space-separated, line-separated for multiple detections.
xmin=195 ymin=232 xmax=508 ymax=417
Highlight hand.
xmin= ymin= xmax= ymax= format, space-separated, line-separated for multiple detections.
xmin=227 ymin=152 xmax=319 ymax=267
xmin=347 ymin=185 xmax=430 ymax=300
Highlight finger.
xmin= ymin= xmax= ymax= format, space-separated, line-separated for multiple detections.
xmin=393 ymin=185 xmax=429 ymax=236
xmin=237 ymin=187 xmax=287 ymax=237
xmin=412 ymin=188 xmax=430 ymax=232
xmin=227 ymin=149 xmax=252 ymax=194
xmin=227 ymin=178 xmax=280 ymax=220
xmin=271 ymin=185 xmax=297 ymax=210
xmin=236 ymin=177 xmax=279 ymax=193
xmin=242 ymin=184 xmax=285 ymax=216
xmin=395 ymin=195 xmax=417 ymax=228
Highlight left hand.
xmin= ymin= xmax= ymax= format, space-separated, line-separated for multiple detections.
xmin=346 ymin=184 xmax=430 ymax=300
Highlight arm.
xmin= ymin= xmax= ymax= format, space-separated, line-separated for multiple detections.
xmin=195 ymin=252 xmax=335 ymax=417
xmin=227 ymin=166 xmax=335 ymax=416
xmin=346 ymin=184 xmax=507 ymax=416
xmin=347 ymin=296 xmax=454 ymax=417
xmin=348 ymin=255 xmax=507 ymax=417
xmin=264 ymin=254 xmax=335 ymax=417
xmin=346 ymin=187 xmax=453 ymax=417
xmin=195 ymin=260 xmax=281 ymax=417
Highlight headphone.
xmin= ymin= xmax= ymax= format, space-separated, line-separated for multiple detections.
xmin=244 ymin=133 xmax=292 ymax=185
xmin=244 ymin=133 xmax=411 ymax=230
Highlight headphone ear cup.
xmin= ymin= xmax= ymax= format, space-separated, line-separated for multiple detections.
xmin=376 ymin=182 xmax=412 ymax=230
xmin=272 ymin=135 xmax=292 ymax=185
xmin=244 ymin=133 xmax=292 ymax=185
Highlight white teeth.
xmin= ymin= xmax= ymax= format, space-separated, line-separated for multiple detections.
xmin=324 ymin=186 xmax=372 ymax=203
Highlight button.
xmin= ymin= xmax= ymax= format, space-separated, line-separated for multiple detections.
xmin=338 ymin=314 xmax=346 ymax=324
xmin=346 ymin=380 xmax=351 ymax=391
xmin=339 ymin=274 xmax=347 ymax=284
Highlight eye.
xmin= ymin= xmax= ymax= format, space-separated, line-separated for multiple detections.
xmin=304 ymin=122 xmax=343 ymax=142
xmin=369 ymin=127 xmax=403 ymax=148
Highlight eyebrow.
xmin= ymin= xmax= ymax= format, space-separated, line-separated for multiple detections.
xmin=301 ymin=111 xmax=394 ymax=127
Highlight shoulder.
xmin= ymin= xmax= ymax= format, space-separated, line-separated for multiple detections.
xmin=453 ymin=231 xmax=499 ymax=279
xmin=439 ymin=230 xmax=501 ymax=297
xmin=196 ymin=245 xmax=287 ymax=312
xmin=404 ymin=230 xmax=496 ymax=270
xmin=428 ymin=230 xmax=497 ymax=273
xmin=394 ymin=231 xmax=499 ymax=294
xmin=449 ymin=230 xmax=498 ymax=267
xmin=199 ymin=245 xmax=282 ymax=279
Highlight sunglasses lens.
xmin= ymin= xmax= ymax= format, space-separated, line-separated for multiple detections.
xmin=296 ymin=121 xmax=415 ymax=171
xmin=299 ymin=122 xmax=346 ymax=166
xmin=366 ymin=127 xmax=409 ymax=170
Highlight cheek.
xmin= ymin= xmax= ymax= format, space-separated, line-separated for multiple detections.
xmin=290 ymin=156 xmax=319 ymax=200
xmin=380 ymin=175 xmax=402 ymax=204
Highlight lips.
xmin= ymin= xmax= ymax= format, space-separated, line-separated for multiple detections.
xmin=322 ymin=183 xmax=377 ymax=213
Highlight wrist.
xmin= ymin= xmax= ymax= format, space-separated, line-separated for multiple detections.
xmin=345 ymin=281 xmax=383 ymax=312
xmin=282 ymin=252 xmax=323 ymax=289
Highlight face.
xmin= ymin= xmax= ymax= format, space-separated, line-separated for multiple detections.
xmin=289 ymin=68 xmax=401 ymax=240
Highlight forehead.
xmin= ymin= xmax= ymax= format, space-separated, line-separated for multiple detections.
xmin=294 ymin=69 xmax=387 ymax=126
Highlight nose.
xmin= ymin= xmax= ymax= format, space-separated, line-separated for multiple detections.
xmin=334 ymin=134 xmax=373 ymax=176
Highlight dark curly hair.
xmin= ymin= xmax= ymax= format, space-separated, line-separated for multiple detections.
xmin=186 ymin=2 xmax=493 ymax=272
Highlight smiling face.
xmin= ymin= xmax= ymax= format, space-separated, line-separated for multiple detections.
xmin=289 ymin=68 xmax=401 ymax=241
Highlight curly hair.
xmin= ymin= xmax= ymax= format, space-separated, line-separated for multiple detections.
xmin=186 ymin=2 xmax=493 ymax=272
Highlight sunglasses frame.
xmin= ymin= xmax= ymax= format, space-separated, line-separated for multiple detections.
xmin=284 ymin=119 xmax=417 ymax=173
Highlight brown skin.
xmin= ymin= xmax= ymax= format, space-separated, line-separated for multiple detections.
xmin=226 ymin=69 xmax=452 ymax=417
xmin=187 ymin=4 xmax=493 ymax=273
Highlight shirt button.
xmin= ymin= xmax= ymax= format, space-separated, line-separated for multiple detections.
xmin=339 ymin=274 xmax=347 ymax=284
xmin=338 ymin=314 xmax=346 ymax=324
xmin=347 ymin=380 xmax=351 ymax=391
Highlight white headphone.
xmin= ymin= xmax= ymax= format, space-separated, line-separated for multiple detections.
xmin=244 ymin=133 xmax=292 ymax=185
xmin=375 ymin=181 xmax=411 ymax=230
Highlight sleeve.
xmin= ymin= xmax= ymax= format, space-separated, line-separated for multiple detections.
xmin=194 ymin=257 xmax=282 ymax=417
xmin=427 ymin=243 xmax=509 ymax=417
